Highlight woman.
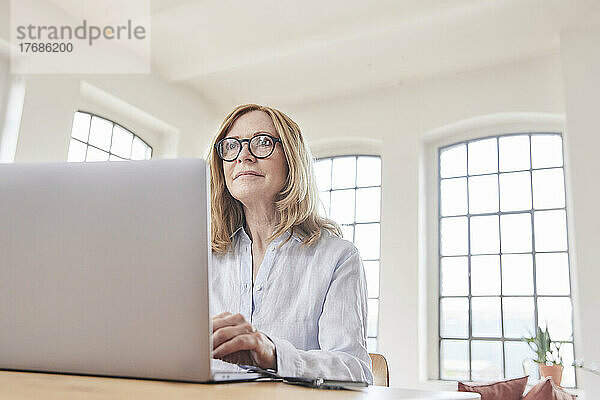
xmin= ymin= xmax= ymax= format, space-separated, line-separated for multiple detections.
xmin=207 ymin=104 xmax=373 ymax=383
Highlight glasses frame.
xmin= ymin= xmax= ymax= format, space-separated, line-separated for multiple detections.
xmin=215 ymin=133 xmax=282 ymax=162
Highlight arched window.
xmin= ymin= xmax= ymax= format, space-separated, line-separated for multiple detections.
xmin=67 ymin=111 xmax=152 ymax=162
xmin=314 ymin=155 xmax=381 ymax=352
xmin=438 ymin=133 xmax=575 ymax=387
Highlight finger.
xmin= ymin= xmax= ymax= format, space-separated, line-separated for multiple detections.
xmin=212 ymin=313 xmax=246 ymax=333
xmin=212 ymin=323 xmax=254 ymax=349
xmin=219 ymin=350 xmax=254 ymax=367
xmin=212 ymin=312 xmax=245 ymax=333
xmin=212 ymin=312 xmax=232 ymax=319
xmin=212 ymin=332 xmax=259 ymax=359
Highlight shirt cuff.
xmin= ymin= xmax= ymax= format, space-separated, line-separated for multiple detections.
xmin=267 ymin=335 xmax=303 ymax=378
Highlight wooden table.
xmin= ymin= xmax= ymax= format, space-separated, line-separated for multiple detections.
xmin=0 ymin=371 xmax=480 ymax=399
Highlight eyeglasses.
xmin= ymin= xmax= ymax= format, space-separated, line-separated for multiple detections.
xmin=215 ymin=133 xmax=282 ymax=162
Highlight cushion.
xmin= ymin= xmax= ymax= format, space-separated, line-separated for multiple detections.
xmin=458 ymin=376 xmax=528 ymax=400
xmin=522 ymin=377 xmax=577 ymax=400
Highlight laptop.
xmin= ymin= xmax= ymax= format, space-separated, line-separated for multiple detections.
xmin=0 ymin=158 xmax=261 ymax=382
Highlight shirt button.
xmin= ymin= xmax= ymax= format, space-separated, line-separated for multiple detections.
xmin=256 ymin=285 xmax=263 ymax=292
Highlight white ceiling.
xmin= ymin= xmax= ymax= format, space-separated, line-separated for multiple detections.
xmin=148 ymin=0 xmax=600 ymax=112
xmin=6 ymin=0 xmax=600 ymax=113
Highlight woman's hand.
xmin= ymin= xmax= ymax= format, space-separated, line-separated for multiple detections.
xmin=211 ymin=312 xmax=277 ymax=370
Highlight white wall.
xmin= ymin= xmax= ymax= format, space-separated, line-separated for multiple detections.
xmin=0 ymin=52 xmax=25 ymax=163
xmin=0 ymin=55 xmax=8 ymax=130
xmin=12 ymin=71 xmax=218 ymax=162
xmin=290 ymin=52 xmax=570 ymax=388
xmin=560 ymin=25 xmax=600 ymax=400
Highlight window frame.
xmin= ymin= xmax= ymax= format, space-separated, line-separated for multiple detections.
xmin=68 ymin=111 xmax=153 ymax=161
xmin=422 ymin=113 xmax=578 ymax=387
xmin=436 ymin=132 xmax=576 ymax=385
xmin=315 ymin=154 xmax=382 ymax=352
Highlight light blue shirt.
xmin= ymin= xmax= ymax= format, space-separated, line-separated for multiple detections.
xmin=210 ymin=226 xmax=373 ymax=384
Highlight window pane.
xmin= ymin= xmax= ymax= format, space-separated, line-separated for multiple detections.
xmin=558 ymin=342 xmax=575 ymax=388
xmin=503 ymin=297 xmax=535 ymax=339
xmin=470 ymin=215 xmax=499 ymax=255
xmin=330 ymin=189 xmax=355 ymax=224
xmin=314 ymin=159 xmax=332 ymax=191
xmin=532 ymin=168 xmax=565 ymax=210
xmin=531 ymin=134 xmax=563 ymax=169
xmin=340 ymin=224 xmax=353 ymax=241
xmin=364 ymin=261 xmax=379 ymax=298
xmin=440 ymin=144 xmax=466 ymax=178
xmin=355 ymin=187 xmax=380 ymax=222
xmin=439 ymin=134 xmax=574 ymax=384
xmin=367 ymin=338 xmax=378 ymax=353
xmin=472 ymin=297 xmax=502 ymax=337
xmin=440 ymin=298 xmax=469 ymax=338
xmin=67 ymin=139 xmax=87 ymax=162
xmin=500 ymin=213 xmax=532 ymax=253
xmin=356 ymin=156 xmax=381 ymax=187
xmin=441 ymin=257 xmax=469 ymax=296
xmin=367 ymin=299 xmax=378 ymax=337
xmin=499 ymin=135 xmax=530 ymax=172
xmin=501 ymin=254 xmax=533 ymax=295
xmin=468 ymin=138 xmax=498 ymax=175
xmin=89 ymin=116 xmax=113 ymax=151
xmin=538 ymin=297 xmax=573 ymax=341
xmin=319 ymin=191 xmax=330 ymax=216
xmin=110 ymin=125 xmax=133 ymax=159
xmin=354 ymin=223 xmax=380 ymax=259
xmin=70 ymin=112 xmax=151 ymax=164
xmin=505 ymin=341 xmax=538 ymax=382
xmin=131 ymin=137 xmax=148 ymax=161
xmin=534 ymin=210 xmax=568 ymax=252
xmin=440 ymin=217 xmax=468 ymax=256
xmin=441 ymin=178 xmax=467 ymax=216
xmin=331 ymin=156 xmax=356 ymax=189
xmin=471 ymin=255 xmax=500 ymax=295
xmin=499 ymin=171 xmax=532 ymax=212
xmin=536 ymin=253 xmax=570 ymax=295
xmin=85 ymin=146 xmax=109 ymax=162
xmin=471 ymin=340 xmax=503 ymax=380
xmin=71 ymin=112 xmax=91 ymax=142
xmin=468 ymin=175 xmax=498 ymax=214
xmin=441 ymin=340 xmax=469 ymax=380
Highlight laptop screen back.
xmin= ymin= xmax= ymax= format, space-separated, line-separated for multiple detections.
xmin=0 ymin=159 xmax=212 ymax=382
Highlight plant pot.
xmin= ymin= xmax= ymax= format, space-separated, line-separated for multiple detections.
xmin=538 ymin=363 xmax=563 ymax=386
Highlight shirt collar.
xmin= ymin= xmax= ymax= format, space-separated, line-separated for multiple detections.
xmin=229 ymin=226 xmax=244 ymax=239
xmin=229 ymin=226 xmax=302 ymax=244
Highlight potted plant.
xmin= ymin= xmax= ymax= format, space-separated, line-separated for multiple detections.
xmin=523 ymin=326 xmax=564 ymax=386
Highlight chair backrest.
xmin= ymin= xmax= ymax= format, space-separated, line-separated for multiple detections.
xmin=369 ymin=353 xmax=389 ymax=386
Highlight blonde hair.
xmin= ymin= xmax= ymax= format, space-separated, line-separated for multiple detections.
xmin=207 ymin=104 xmax=341 ymax=253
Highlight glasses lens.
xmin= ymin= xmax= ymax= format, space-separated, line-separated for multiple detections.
xmin=220 ymin=138 xmax=240 ymax=160
xmin=250 ymin=135 xmax=275 ymax=158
